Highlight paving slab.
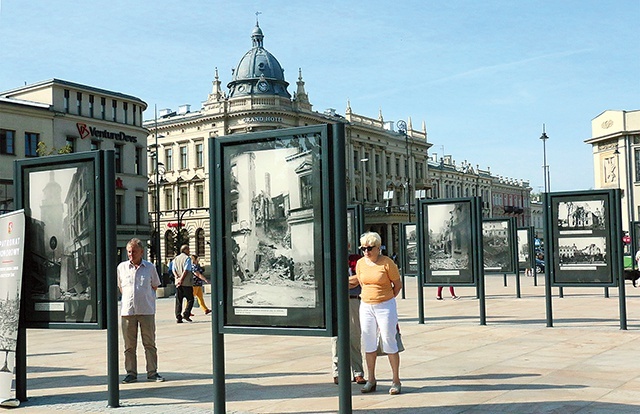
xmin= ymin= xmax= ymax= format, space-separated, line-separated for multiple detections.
xmin=15 ymin=274 xmax=640 ymax=413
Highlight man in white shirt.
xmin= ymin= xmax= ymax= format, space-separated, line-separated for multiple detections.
xmin=117 ymin=238 xmax=164 ymax=384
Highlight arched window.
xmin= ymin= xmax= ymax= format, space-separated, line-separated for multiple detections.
xmin=164 ymin=230 xmax=175 ymax=259
xmin=177 ymin=229 xmax=190 ymax=251
xmin=196 ymin=228 xmax=206 ymax=257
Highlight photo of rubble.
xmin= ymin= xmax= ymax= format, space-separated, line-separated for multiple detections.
xmin=225 ymin=136 xmax=320 ymax=310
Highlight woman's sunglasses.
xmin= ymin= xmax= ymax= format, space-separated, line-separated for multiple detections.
xmin=360 ymin=246 xmax=375 ymax=252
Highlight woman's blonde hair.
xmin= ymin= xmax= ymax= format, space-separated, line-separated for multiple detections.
xmin=360 ymin=231 xmax=382 ymax=247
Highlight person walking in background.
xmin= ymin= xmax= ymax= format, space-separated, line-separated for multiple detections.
xmin=117 ymin=238 xmax=164 ymax=383
xmin=331 ymin=244 xmax=365 ymax=385
xmin=191 ymin=254 xmax=211 ymax=316
xmin=350 ymin=231 xmax=403 ymax=395
xmin=436 ymin=286 xmax=460 ymax=300
xmin=173 ymin=245 xmax=195 ymax=323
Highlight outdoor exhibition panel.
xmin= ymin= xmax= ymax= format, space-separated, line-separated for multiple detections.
xmin=14 ymin=151 xmax=115 ymax=329
xmin=544 ymin=189 xmax=622 ymax=287
xmin=418 ymin=197 xmax=483 ymax=287
xmin=400 ymin=223 xmax=418 ymax=277
xmin=482 ymin=217 xmax=517 ymax=275
xmin=211 ymin=124 xmax=345 ymax=336
xmin=517 ymin=226 xmax=535 ymax=273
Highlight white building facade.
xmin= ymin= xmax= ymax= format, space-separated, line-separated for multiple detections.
xmin=0 ymin=79 xmax=149 ymax=261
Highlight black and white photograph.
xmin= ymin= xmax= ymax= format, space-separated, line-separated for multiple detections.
xmin=557 ymin=200 xmax=606 ymax=232
xmin=558 ymin=236 xmax=607 ymax=268
xmin=427 ymin=202 xmax=471 ymax=274
xmin=224 ymin=136 xmax=321 ymax=313
xmin=404 ymin=223 xmax=418 ymax=275
xmin=517 ymin=228 xmax=530 ymax=267
xmin=23 ymin=164 xmax=97 ymax=324
xmin=483 ymin=220 xmax=513 ymax=273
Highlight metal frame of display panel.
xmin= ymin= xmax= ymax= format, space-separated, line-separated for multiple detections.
xmin=400 ymin=223 xmax=418 ymax=277
xmin=14 ymin=151 xmax=115 ymax=330
xmin=482 ymin=217 xmax=517 ymax=275
xmin=545 ymin=190 xmax=622 ymax=287
xmin=543 ymin=189 xmax=626 ymax=329
xmin=417 ymin=197 xmax=486 ymax=325
xmin=517 ymin=226 xmax=535 ymax=273
xmin=211 ymin=124 xmax=343 ymax=337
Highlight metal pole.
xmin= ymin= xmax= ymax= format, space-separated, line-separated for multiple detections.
xmin=154 ymin=106 xmax=162 ymax=279
xmin=360 ymin=158 xmax=368 ymax=206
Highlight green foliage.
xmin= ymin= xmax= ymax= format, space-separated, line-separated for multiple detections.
xmin=35 ymin=142 xmax=73 ymax=156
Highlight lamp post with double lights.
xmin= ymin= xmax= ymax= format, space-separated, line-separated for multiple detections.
xmin=397 ymin=120 xmax=411 ymax=222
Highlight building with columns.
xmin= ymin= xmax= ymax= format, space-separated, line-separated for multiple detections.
xmin=585 ymin=109 xmax=640 ymax=241
xmin=145 ymin=21 xmax=532 ymax=271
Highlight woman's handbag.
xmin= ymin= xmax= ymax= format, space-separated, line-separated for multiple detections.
xmin=376 ymin=324 xmax=404 ymax=356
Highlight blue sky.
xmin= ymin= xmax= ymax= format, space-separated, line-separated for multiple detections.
xmin=1 ymin=0 xmax=638 ymax=192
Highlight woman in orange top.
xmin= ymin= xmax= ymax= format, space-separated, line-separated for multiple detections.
xmin=350 ymin=231 xmax=403 ymax=395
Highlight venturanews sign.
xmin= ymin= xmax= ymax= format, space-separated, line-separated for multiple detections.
xmin=76 ymin=123 xmax=138 ymax=143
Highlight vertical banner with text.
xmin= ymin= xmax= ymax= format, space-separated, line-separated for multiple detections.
xmin=0 ymin=210 xmax=25 ymax=405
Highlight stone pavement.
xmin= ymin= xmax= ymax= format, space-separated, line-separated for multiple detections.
xmin=15 ymin=274 xmax=640 ymax=413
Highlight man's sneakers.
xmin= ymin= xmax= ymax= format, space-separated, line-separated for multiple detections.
xmin=147 ymin=373 xmax=165 ymax=382
xmin=123 ymin=373 xmax=165 ymax=383
xmin=122 ymin=374 xmax=137 ymax=384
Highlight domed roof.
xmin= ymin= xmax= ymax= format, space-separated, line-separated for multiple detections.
xmin=227 ymin=22 xmax=291 ymax=99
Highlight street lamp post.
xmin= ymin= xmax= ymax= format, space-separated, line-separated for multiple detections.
xmin=360 ymin=157 xmax=368 ymax=206
xmin=153 ymin=106 xmax=165 ymax=278
xmin=540 ymin=125 xmax=550 ymax=193
xmin=397 ymin=120 xmax=411 ymax=222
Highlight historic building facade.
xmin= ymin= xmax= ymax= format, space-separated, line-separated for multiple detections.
xmin=585 ymin=109 xmax=640 ymax=236
xmin=145 ymin=22 xmax=532 ymax=271
xmin=0 ymin=79 xmax=149 ymax=261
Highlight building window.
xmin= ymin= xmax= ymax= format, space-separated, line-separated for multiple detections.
xmin=165 ymin=188 xmax=173 ymax=210
xmin=180 ymin=146 xmax=188 ymax=169
xmin=133 ymin=104 xmax=137 ymax=125
xmin=123 ymin=102 xmax=128 ymax=124
xmin=100 ymin=97 xmax=106 ymax=119
xmin=114 ymin=144 xmax=123 ymax=173
xmin=635 ymin=148 xmax=640 ymax=182
xmin=115 ymin=195 xmax=123 ymax=224
xmin=134 ymin=147 xmax=142 ymax=175
xmin=300 ymin=174 xmax=313 ymax=208
xmin=375 ymin=154 xmax=380 ymax=173
xmin=196 ymin=143 xmax=203 ymax=167
xmin=64 ymin=89 xmax=70 ymax=113
xmin=179 ymin=187 xmax=189 ymax=208
xmin=89 ymin=95 xmax=94 ymax=117
xmin=386 ymin=156 xmax=390 ymax=174
xmin=112 ymin=99 xmax=117 ymax=122
xmin=231 ymin=201 xmax=238 ymax=223
xmin=196 ymin=228 xmax=205 ymax=257
xmin=395 ymin=158 xmax=400 ymax=176
xmin=91 ymin=140 xmax=100 ymax=151
xmin=65 ymin=136 xmax=75 ymax=153
xmin=24 ymin=132 xmax=39 ymax=157
xmin=76 ymin=92 xmax=82 ymax=115
xmin=165 ymin=148 xmax=173 ymax=171
xmin=165 ymin=230 xmax=175 ymax=258
xmin=135 ymin=196 xmax=143 ymax=225
xmin=196 ymin=184 xmax=204 ymax=207
xmin=0 ymin=129 xmax=15 ymax=155
xmin=353 ymin=151 xmax=359 ymax=170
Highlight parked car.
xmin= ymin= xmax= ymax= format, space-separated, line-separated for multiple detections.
xmin=535 ymin=257 xmax=545 ymax=274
